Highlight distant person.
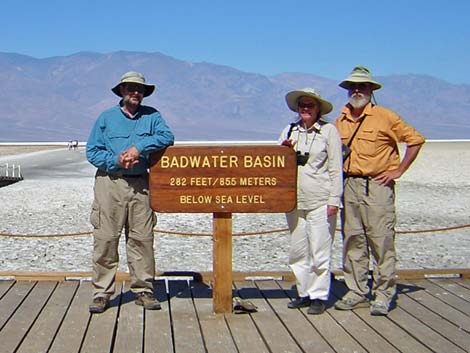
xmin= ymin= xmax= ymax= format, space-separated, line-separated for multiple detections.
xmin=68 ymin=140 xmax=78 ymax=150
xmin=278 ymin=88 xmax=343 ymax=315
xmin=334 ymin=66 xmax=425 ymax=315
xmin=86 ymin=71 xmax=174 ymax=314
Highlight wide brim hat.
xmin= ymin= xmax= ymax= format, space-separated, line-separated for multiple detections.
xmin=339 ymin=66 xmax=382 ymax=91
xmin=285 ymin=88 xmax=333 ymax=116
xmin=111 ymin=71 xmax=156 ymax=97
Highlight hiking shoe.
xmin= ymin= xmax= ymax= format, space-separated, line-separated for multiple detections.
xmin=334 ymin=296 xmax=369 ymax=310
xmin=307 ymin=299 xmax=326 ymax=315
xmin=287 ymin=296 xmax=311 ymax=309
xmin=135 ymin=292 xmax=161 ymax=310
xmin=89 ymin=296 xmax=109 ymax=314
xmin=370 ymin=301 xmax=389 ymax=316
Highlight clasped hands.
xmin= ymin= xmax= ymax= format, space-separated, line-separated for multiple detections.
xmin=119 ymin=146 xmax=140 ymax=169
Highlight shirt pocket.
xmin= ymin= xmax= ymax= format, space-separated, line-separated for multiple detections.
xmin=107 ymin=130 xmax=130 ymax=139
xmin=135 ymin=118 xmax=153 ymax=137
xmin=356 ymin=128 xmax=378 ymax=157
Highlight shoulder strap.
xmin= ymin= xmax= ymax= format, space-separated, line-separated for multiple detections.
xmin=286 ymin=123 xmax=297 ymax=139
xmin=346 ymin=116 xmax=366 ymax=147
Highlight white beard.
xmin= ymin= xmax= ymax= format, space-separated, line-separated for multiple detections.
xmin=349 ymin=92 xmax=370 ymax=109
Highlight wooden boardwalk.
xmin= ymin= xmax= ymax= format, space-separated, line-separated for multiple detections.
xmin=0 ymin=276 xmax=469 ymax=353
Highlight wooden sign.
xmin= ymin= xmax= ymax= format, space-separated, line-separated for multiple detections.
xmin=150 ymin=145 xmax=296 ymax=213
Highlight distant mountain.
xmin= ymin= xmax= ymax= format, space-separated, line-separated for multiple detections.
xmin=0 ymin=51 xmax=469 ymax=141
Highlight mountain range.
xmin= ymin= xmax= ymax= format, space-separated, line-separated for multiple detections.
xmin=1 ymin=51 xmax=469 ymax=142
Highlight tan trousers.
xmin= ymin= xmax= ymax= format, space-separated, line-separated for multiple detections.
xmin=90 ymin=171 xmax=156 ymax=298
xmin=341 ymin=177 xmax=396 ymax=305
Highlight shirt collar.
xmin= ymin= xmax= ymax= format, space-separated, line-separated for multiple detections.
xmin=340 ymin=102 xmax=374 ymax=121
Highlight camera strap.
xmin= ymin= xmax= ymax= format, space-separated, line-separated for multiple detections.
xmin=286 ymin=123 xmax=297 ymax=139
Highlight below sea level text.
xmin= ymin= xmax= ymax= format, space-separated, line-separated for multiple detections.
xmin=180 ymin=195 xmax=265 ymax=204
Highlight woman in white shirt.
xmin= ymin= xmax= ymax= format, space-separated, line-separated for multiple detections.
xmin=278 ymin=88 xmax=343 ymax=314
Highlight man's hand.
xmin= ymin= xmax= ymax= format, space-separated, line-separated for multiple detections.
xmin=118 ymin=146 xmax=140 ymax=169
xmin=373 ymin=169 xmax=402 ymax=185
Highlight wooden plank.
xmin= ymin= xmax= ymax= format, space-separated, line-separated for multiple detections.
xmin=0 ymin=271 xmax=131 ymax=282
xmin=396 ymin=268 xmax=470 ymax=279
xmin=16 ymin=281 xmax=79 ymax=353
xmin=81 ymin=282 xmax=123 ymax=353
xmin=418 ymin=278 xmax=470 ymax=315
xmin=144 ymin=280 xmax=174 ymax=353
xmin=113 ymin=282 xmax=144 ymax=353
xmin=224 ymin=282 xmax=270 ymax=353
xmin=1 ymin=268 xmax=469 ymax=282
xmin=234 ymin=280 xmax=303 ymax=353
xmin=256 ymin=280 xmax=335 ymax=353
xmin=403 ymin=279 xmax=470 ymax=332
xmin=191 ymin=281 xmax=238 ymax=353
xmin=168 ymin=279 xmax=205 ymax=352
xmin=456 ymin=278 xmax=470 ymax=290
xmin=278 ymin=280 xmax=367 ymax=353
xmin=213 ymin=212 xmax=233 ymax=313
xmin=332 ymin=280 xmax=433 ymax=353
xmin=0 ymin=281 xmax=34 ymax=329
xmin=0 ymin=280 xmax=14 ymax=298
xmin=48 ymin=281 xmax=95 ymax=353
xmin=433 ymin=278 xmax=470 ymax=301
xmin=326 ymin=283 xmax=401 ymax=353
xmin=0 ymin=281 xmax=56 ymax=353
xmin=397 ymin=286 xmax=470 ymax=352
xmin=386 ymin=302 xmax=467 ymax=353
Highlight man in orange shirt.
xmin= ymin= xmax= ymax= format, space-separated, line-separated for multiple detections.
xmin=334 ymin=66 xmax=425 ymax=315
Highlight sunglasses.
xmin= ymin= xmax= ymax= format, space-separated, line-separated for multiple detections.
xmin=298 ymin=102 xmax=317 ymax=109
xmin=349 ymin=83 xmax=369 ymax=90
xmin=125 ymin=83 xmax=145 ymax=93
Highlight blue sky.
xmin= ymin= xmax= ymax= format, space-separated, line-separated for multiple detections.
xmin=2 ymin=0 xmax=469 ymax=84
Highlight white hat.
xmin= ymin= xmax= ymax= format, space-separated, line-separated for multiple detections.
xmin=285 ymin=88 xmax=333 ymax=116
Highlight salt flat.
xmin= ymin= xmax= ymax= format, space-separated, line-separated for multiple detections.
xmin=0 ymin=141 xmax=469 ymax=273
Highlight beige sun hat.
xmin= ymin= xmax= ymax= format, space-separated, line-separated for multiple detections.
xmin=339 ymin=66 xmax=382 ymax=90
xmin=111 ymin=71 xmax=156 ymax=97
xmin=285 ymin=88 xmax=333 ymax=116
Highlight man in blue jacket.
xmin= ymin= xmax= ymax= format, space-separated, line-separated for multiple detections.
xmin=86 ymin=71 xmax=174 ymax=313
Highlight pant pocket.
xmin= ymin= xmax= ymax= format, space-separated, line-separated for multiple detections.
xmin=90 ymin=202 xmax=101 ymax=229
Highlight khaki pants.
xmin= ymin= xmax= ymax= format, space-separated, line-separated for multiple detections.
xmin=341 ymin=177 xmax=396 ymax=305
xmin=90 ymin=171 xmax=156 ymax=298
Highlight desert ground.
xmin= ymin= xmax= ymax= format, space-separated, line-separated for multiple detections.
xmin=0 ymin=141 xmax=469 ymax=273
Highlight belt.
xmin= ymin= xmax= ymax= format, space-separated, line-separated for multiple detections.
xmin=344 ymin=174 xmax=370 ymax=179
xmin=116 ymin=174 xmax=145 ymax=178
xmin=98 ymin=170 xmax=147 ymax=178
xmin=344 ymin=174 xmax=371 ymax=196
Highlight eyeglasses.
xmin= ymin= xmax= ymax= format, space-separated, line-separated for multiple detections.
xmin=298 ymin=102 xmax=317 ymax=109
xmin=125 ymin=83 xmax=145 ymax=93
xmin=349 ymin=83 xmax=369 ymax=90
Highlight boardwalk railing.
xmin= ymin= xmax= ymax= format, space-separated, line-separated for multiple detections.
xmin=0 ymin=163 xmax=22 ymax=178
xmin=0 ymin=163 xmax=23 ymax=187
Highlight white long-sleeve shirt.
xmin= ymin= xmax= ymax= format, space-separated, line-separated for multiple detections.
xmin=278 ymin=119 xmax=343 ymax=210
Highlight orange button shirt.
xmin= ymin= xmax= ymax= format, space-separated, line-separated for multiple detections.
xmin=335 ymin=103 xmax=425 ymax=177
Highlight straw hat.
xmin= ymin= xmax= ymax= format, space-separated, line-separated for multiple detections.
xmin=111 ymin=71 xmax=156 ymax=97
xmin=339 ymin=66 xmax=382 ymax=91
xmin=285 ymin=88 xmax=333 ymax=116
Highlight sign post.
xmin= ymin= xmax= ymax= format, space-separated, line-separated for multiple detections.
xmin=150 ymin=145 xmax=296 ymax=313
